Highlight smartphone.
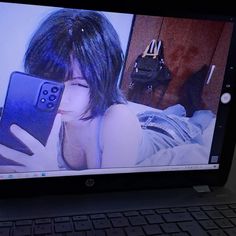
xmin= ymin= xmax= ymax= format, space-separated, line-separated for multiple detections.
xmin=0 ymin=71 xmax=64 ymax=155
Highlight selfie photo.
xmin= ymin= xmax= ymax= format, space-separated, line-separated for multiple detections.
xmin=0 ymin=3 xmax=233 ymax=175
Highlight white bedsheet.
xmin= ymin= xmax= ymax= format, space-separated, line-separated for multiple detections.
xmin=127 ymin=101 xmax=216 ymax=166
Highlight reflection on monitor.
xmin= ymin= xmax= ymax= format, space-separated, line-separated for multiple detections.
xmin=0 ymin=2 xmax=234 ymax=180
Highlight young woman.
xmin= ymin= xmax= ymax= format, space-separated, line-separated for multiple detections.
xmin=0 ymin=8 xmax=214 ymax=172
xmin=0 ymin=9 xmax=142 ymax=172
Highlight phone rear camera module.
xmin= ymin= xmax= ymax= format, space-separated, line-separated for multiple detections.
xmin=43 ymin=90 xmax=48 ymax=95
xmin=51 ymin=87 xmax=59 ymax=93
xmin=49 ymin=95 xmax=57 ymax=101
xmin=37 ymin=82 xmax=62 ymax=111
xmin=47 ymin=103 xmax=54 ymax=109
xmin=40 ymin=98 xmax=46 ymax=103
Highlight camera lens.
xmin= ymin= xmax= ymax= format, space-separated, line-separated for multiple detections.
xmin=49 ymin=95 xmax=57 ymax=101
xmin=47 ymin=103 xmax=54 ymax=109
xmin=51 ymin=87 xmax=59 ymax=93
xmin=40 ymin=98 xmax=46 ymax=103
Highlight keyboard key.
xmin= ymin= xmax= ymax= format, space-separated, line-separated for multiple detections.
xmin=0 ymin=228 xmax=10 ymax=236
xmin=111 ymin=217 xmax=129 ymax=227
xmin=163 ymin=212 xmax=193 ymax=222
xmin=230 ymin=217 xmax=236 ymax=225
xmin=15 ymin=220 xmax=33 ymax=226
xmin=139 ymin=209 xmax=155 ymax=215
xmin=123 ymin=211 xmax=139 ymax=217
xmin=86 ymin=230 xmax=106 ymax=236
xmin=145 ymin=214 xmax=164 ymax=224
xmin=128 ymin=216 xmax=147 ymax=226
xmin=156 ymin=208 xmax=170 ymax=214
xmin=171 ymin=208 xmax=187 ymax=213
xmin=178 ymin=221 xmax=208 ymax=236
xmin=124 ymin=226 xmax=144 ymax=236
xmin=201 ymin=205 xmax=215 ymax=211
xmin=206 ymin=210 xmax=224 ymax=219
xmin=106 ymin=228 xmax=126 ymax=236
xmin=160 ymin=223 xmax=180 ymax=233
xmin=187 ymin=206 xmax=201 ymax=212
xmin=215 ymin=205 xmax=229 ymax=210
xmin=191 ymin=211 xmax=209 ymax=220
xmin=67 ymin=233 xmax=86 ymax=236
xmin=229 ymin=204 xmax=236 ymax=209
xmin=74 ymin=220 xmax=92 ymax=231
xmin=106 ymin=212 xmax=122 ymax=218
xmin=54 ymin=222 xmax=73 ymax=233
xmin=215 ymin=218 xmax=234 ymax=228
xmin=208 ymin=229 xmax=227 ymax=236
xmin=0 ymin=222 xmax=13 ymax=227
xmin=221 ymin=209 xmax=236 ymax=218
xmin=92 ymin=219 xmax=111 ymax=229
xmin=13 ymin=226 xmax=31 ymax=236
xmin=72 ymin=216 xmax=88 ymax=221
xmin=35 ymin=218 xmax=51 ymax=224
xmin=142 ymin=224 xmax=162 ymax=235
xmin=172 ymin=233 xmax=189 ymax=236
xmin=224 ymin=227 xmax=236 ymax=236
xmin=90 ymin=214 xmax=106 ymax=219
xmin=199 ymin=220 xmax=218 ymax=230
xmin=54 ymin=217 xmax=70 ymax=223
xmin=34 ymin=224 xmax=52 ymax=235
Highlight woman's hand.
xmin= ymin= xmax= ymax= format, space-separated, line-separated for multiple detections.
xmin=0 ymin=114 xmax=62 ymax=172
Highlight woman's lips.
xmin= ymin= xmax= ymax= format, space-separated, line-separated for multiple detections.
xmin=58 ymin=109 xmax=70 ymax=114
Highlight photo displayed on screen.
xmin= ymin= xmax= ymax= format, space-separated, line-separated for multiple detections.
xmin=0 ymin=2 xmax=234 ymax=177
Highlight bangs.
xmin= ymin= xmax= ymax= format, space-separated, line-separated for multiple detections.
xmin=24 ymin=22 xmax=73 ymax=82
xmin=24 ymin=8 xmax=125 ymax=120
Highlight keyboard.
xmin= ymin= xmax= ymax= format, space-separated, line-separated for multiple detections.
xmin=1 ymin=203 xmax=236 ymax=235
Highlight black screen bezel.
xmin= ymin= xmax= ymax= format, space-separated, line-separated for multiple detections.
xmin=0 ymin=0 xmax=235 ymax=198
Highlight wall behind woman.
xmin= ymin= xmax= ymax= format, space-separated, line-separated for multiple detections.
xmin=0 ymin=2 xmax=133 ymax=107
xmin=121 ymin=15 xmax=233 ymax=113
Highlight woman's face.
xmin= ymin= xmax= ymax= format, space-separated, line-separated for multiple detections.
xmin=58 ymin=59 xmax=90 ymax=122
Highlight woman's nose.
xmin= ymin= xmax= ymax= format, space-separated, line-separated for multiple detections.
xmin=58 ymin=90 xmax=67 ymax=108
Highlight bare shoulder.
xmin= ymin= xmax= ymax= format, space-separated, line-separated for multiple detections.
xmin=102 ymin=104 xmax=142 ymax=137
xmin=104 ymin=104 xmax=140 ymax=125
xmin=100 ymin=104 xmax=142 ymax=167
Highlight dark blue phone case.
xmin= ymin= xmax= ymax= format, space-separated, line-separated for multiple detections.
xmin=0 ymin=71 xmax=64 ymax=155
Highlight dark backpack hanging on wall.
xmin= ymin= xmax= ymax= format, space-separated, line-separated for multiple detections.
xmin=128 ymin=39 xmax=172 ymax=106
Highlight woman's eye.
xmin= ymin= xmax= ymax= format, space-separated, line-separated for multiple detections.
xmin=71 ymin=82 xmax=89 ymax=88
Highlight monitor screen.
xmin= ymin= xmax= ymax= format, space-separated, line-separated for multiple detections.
xmin=0 ymin=2 xmax=235 ymax=180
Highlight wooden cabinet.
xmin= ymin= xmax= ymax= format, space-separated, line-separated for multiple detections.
xmin=121 ymin=15 xmax=233 ymax=114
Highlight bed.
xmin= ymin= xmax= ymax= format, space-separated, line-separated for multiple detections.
xmin=127 ymin=101 xmax=216 ymax=166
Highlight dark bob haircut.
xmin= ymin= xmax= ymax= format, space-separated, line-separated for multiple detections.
xmin=24 ymin=9 xmax=126 ymax=119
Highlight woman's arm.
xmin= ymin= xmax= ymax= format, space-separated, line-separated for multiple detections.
xmin=101 ymin=104 xmax=142 ymax=168
xmin=0 ymin=114 xmax=62 ymax=172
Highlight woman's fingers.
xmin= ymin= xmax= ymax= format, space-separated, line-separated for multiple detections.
xmin=46 ymin=113 xmax=62 ymax=149
xmin=10 ymin=124 xmax=44 ymax=153
xmin=0 ymin=144 xmax=30 ymax=168
xmin=9 ymin=114 xmax=61 ymax=155
xmin=0 ymin=165 xmax=26 ymax=173
xmin=0 ymin=114 xmax=62 ymax=172
xmin=0 ymin=143 xmax=28 ymax=161
xmin=0 ymin=166 xmax=16 ymax=173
